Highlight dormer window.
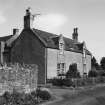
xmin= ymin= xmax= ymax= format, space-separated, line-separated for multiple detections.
xmin=59 ymin=34 xmax=64 ymax=55
xmin=83 ymin=50 xmax=86 ymax=58
xmin=59 ymin=43 xmax=64 ymax=54
xmin=59 ymin=43 xmax=63 ymax=49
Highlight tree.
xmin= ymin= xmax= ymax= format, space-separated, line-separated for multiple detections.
xmin=91 ymin=56 xmax=100 ymax=70
xmin=66 ymin=63 xmax=80 ymax=78
xmin=100 ymin=57 xmax=105 ymax=70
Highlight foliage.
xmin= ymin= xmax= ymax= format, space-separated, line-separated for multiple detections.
xmin=88 ymin=70 xmax=98 ymax=77
xmin=52 ymin=78 xmax=73 ymax=87
xmin=63 ymin=78 xmax=73 ymax=87
xmin=1 ymin=91 xmax=25 ymax=105
xmin=36 ymin=88 xmax=51 ymax=100
xmin=91 ymin=56 xmax=100 ymax=70
xmin=66 ymin=63 xmax=80 ymax=78
xmin=0 ymin=88 xmax=51 ymax=105
xmin=51 ymin=78 xmax=63 ymax=86
xmin=98 ymin=70 xmax=105 ymax=76
xmin=100 ymin=57 xmax=105 ymax=70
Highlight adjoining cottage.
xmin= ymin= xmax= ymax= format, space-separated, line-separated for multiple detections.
xmin=0 ymin=8 xmax=92 ymax=85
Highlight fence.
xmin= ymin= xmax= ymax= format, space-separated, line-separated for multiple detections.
xmin=0 ymin=63 xmax=38 ymax=94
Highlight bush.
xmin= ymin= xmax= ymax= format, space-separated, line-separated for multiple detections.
xmin=0 ymin=90 xmax=38 ymax=105
xmin=88 ymin=70 xmax=98 ymax=77
xmin=31 ymin=91 xmax=37 ymax=98
xmin=66 ymin=63 xmax=80 ymax=78
xmin=62 ymin=79 xmax=73 ymax=87
xmin=2 ymin=91 xmax=11 ymax=102
xmin=24 ymin=93 xmax=37 ymax=105
xmin=0 ymin=96 xmax=6 ymax=105
xmin=52 ymin=78 xmax=63 ymax=86
xmin=52 ymin=78 xmax=73 ymax=87
xmin=36 ymin=88 xmax=51 ymax=100
xmin=0 ymin=88 xmax=51 ymax=105
xmin=99 ymin=70 xmax=105 ymax=76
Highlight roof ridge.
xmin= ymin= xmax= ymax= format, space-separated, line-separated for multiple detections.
xmin=34 ymin=28 xmax=82 ymax=44
xmin=32 ymin=28 xmax=48 ymax=47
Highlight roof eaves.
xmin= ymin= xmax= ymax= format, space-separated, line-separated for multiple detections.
xmin=0 ymin=35 xmax=12 ymax=42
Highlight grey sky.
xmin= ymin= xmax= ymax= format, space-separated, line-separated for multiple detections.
xmin=0 ymin=0 xmax=105 ymax=62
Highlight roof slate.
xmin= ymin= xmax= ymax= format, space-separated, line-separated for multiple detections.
xmin=0 ymin=35 xmax=12 ymax=41
xmin=33 ymin=28 xmax=91 ymax=55
xmin=0 ymin=28 xmax=91 ymax=55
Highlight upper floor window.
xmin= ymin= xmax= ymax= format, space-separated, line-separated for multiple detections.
xmin=59 ymin=43 xmax=64 ymax=54
xmin=59 ymin=34 xmax=64 ymax=55
xmin=57 ymin=63 xmax=65 ymax=76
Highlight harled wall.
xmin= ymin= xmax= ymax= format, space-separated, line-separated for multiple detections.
xmin=47 ymin=48 xmax=91 ymax=79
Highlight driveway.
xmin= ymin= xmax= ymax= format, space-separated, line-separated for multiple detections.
xmin=47 ymin=84 xmax=105 ymax=105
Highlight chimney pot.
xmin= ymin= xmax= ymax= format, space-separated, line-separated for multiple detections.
xmin=26 ymin=7 xmax=31 ymax=15
xmin=13 ymin=28 xmax=19 ymax=35
xmin=75 ymin=27 xmax=78 ymax=33
xmin=72 ymin=27 xmax=78 ymax=42
xmin=24 ymin=8 xmax=34 ymax=29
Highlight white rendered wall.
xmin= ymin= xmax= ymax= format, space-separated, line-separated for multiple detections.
xmin=47 ymin=48 xmax=91 ymax=79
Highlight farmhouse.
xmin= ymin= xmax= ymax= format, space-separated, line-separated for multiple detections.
xmin=0 ymin=8 xmax=91 ymax=84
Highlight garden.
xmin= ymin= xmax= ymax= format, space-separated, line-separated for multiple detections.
xmin=0 ymin=87 xmax=51 ymax=105
xmin=49 ymin=63 xmax=105 ymax=88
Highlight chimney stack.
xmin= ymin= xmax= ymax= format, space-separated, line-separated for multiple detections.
xmin=24 ymin=7 xmax=34 ymax=29
xmin=72 ymin=27 xmax=78 ymax=42
xmin=13 ymin=28 xmax=19 ymax=35
xmin=6 ymin=28 xmax=19 ymax=46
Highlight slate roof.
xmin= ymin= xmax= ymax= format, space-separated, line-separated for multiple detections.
xmin=0 ymin=35 xmax=12 ymax=41
xmin=0 ymin=28 xmax=91 ymax=55
xmin=33 ymin=28 xmax=91 ymax=55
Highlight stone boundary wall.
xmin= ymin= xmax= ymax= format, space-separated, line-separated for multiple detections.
xmin=72 ymin=77 xmax=105 ymax=87
xmin=0 ymin=63 xmax=38 ymax=94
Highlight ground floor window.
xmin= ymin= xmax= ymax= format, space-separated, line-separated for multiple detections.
xmin=57 ymin=63 xmax=65 ymax=77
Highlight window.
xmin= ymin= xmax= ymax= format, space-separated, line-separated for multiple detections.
xmin=59 ymin=43 xmax=63 ymax=49
xmin=57 ymin=63 xmax=60 ymax=69
xmin=83 ymin=49 xmax=86 ymax=58
xmin=59 ymin=43 xmax=64 ymax=55
xmin=57 ymin=63 xmax=65 ymax=76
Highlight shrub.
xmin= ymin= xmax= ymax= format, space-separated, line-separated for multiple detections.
xmin=52 ymin=78 xmax=72 ymax=87
xmin=0 ymin=88 xmax=51 ymax=105
xmin=62 ymin=79 xmax=73 ymax=87
xmin=24 ymin=93 xmax=37 ymax=105
xmin=0 ymin=90 xmax=38 ymax=105
xmin=36 ymin=88 xmax=51 ymax=100
xmin=31 ymin=91 xmax=37 ymax=98
xmin=2 ymin=91 xmax=11 ymax=102
xmin=88 ymin=70 xmax=98 ymax=77
xmin=0 ymin=96 xmax=6 ymax=105
xmin=100 ymin=70 xmax=105 ymax=76
xmin=52 ymin=78 xmax=63 ymax=86
xmin=1 ymin=91 xmax=25 ymax=105
xmin=66 ymin=63 xmax=80 ymax=78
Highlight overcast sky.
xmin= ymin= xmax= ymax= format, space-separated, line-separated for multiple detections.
xmin=0 ymin=0 xmax=105 ymax=62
